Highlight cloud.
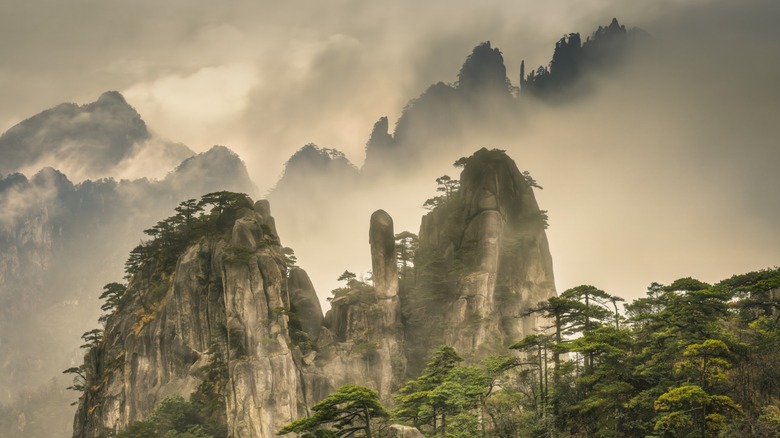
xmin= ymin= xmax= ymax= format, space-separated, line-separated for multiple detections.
xmin=112 ymin=139 xmax=194 ymax=181
xmin=1 ymin=0 xmax=778 ymax=310
xmin=123 ymin=63 xmax=259 ymax=150
xmin=0 ymin=169 xmax=67 ymax=230
xmin=0 ymin=3 xmax=779 ymax=432
xmin=0 ymin=0 xmax=709 ymax=185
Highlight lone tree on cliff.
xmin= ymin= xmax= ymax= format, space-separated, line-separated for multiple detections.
xmin=338 ymin=270 xmax=357 ymax=285
xmin=424 ymin=175 xmax=460 ymax=210
xmin=277 ymin=384 xmax=389 ymax=437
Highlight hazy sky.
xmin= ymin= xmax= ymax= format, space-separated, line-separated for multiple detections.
xmin=2 ymin=0 xmax=779 ymax=303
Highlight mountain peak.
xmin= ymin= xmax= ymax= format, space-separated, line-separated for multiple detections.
xmin=608 ymin=17 xmax=624 ymax=32
xmin=96 ymin=90 xmax=129 ymax=106
xmin=0 ymin=91 xmax=150 ymax=180
xmin=166 ymin=145 xmax=256 ymax=198
xmin=457 ymin=41 xmax=510 ymax=96
xmin=520 ymin=18 xmax=640 ymax=99
xmin=271 ymin=143 xmax=358 ymax=197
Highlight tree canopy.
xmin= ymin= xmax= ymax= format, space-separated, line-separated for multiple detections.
xmin=278 ymin=384 xmax=388 ymax=437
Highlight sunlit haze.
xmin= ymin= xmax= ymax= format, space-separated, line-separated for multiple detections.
xmin=1 ymin=0 xmax=779 ymax=365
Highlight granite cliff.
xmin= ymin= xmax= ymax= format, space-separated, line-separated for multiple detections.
xmin=71 ymin=148 xmax=556 ymax=437
xmin=0 ymin=145 xmax=256 ymax=404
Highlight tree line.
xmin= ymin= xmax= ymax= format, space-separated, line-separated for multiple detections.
xmin=279 ymin=267 xmax=780 ymax=437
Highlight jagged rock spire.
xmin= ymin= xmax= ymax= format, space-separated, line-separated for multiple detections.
xmin=457 ymin=41 xmax=510 ymax=96
xmin=369 ymin=209 xmax=398 ymax=298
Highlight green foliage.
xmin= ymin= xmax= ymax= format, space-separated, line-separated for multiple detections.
xmin=63 ymin=365 xmax=86 ymax=399
xmin=337 ymin=270 xmax=357 ymax=284
xmin=286 ymin=309 xmax=315 ymax=353
xmin=278 ymin=384 xmax=388 ymax=437
xmin=392 ymin=347 xmax=526 ymax=437
xmin=329 ymin=280 xmax=377 ymax=306
xmin=521 ymin=170 xmax=543 ymax=190
xmin=503 ymin=271 xmax=780 ymax=437
xmin=124 ymin=192 xmax=254 ymax=280
xmin=395 ymin=231 xmax=419 ymax=276
xmin=758 ymin=405 xmax=780 ymax=434
xmin=99 ymin=282 xmax=127 ymax=314
xmin=189 ymin=349 xmax=228 ymax=438
xmin=394 ymin=346 xmax=485 ymax=435
xmin=80 ymin=328 xmax=103 ymax=349
xmin=716 ymin=267 xmax=780 ymax=324
xmin=423 ymin=175 xmax=460 ymax=210
xmin=677 ymin=340 xmax=732 ymax=389
xmin=653 ymin=385 xmax=742 ymax=437
xmin=400 ymin=244 xmax=457 ymax=372
xmin=117 ymin=396 xmax=225 ymax=438
xmin=446 ymin=412 xmax=480 ymax=437
xmin=353 ymin=342 xmax=379 ymax=358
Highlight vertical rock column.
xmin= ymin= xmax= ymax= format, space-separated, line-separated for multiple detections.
xmin=369 ymin=210 xmax=399 ymax=300
xmin=223 ymin=212 xmax=299 ymax=438
xmin=414 ymin=148 xmax=557 ymax=360
xmin=368 ymin=210 xmax=405 ymax=397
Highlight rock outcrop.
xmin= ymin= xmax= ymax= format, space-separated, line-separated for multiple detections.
xmin=73 ymin=200 xmax=301 ymax=437
xmin=289 ymin=267 xmax=324 ymax=341
xmin=386 ymin=424 xmax=426 ymax=437
xmin=72 ymin=201 xmax=406 ymax=437
xmin=0 ymin=144 xmax=257 ymax=404
xmin=71 ymin=150 xmax=555 ymax=437
xmin=404 ymin=148 xmax=556 ymax=368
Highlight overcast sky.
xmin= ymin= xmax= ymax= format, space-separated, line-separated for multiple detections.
xmin=1 ymin=0 xmax=779 ymax=303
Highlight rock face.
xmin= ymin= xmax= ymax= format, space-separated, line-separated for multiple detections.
xmin=386 ymin=424 xmax=425 ymax=437
xmin=288 ymin=267 xmax=324 ymax=341
xmin=72 ymin=201 xmax=406 ymax=437
xmin=370 ymin=209 xmax=399 ymax=299
xmin=0 ymin=145 xmax=257 ymax=403
xmin=71 ymin=149 xmax=555 ymax=437
xmin=405 ymin=148 xmax=556 ymax=368
xmin=73 ymin=202 xmax=301 ymax=438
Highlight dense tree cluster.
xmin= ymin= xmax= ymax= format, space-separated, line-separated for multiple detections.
xmin=116 ymin=395 xmax=226 ymax=438
xmin=124 ymin=191 xmax=254 ymax=279
xmin=278 ymin=385 xmax=389 ymax=437
xmin=280 ymin=267 xmax=780 ymax=437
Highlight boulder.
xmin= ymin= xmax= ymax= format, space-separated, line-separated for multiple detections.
xmin=386 ymin=424 xmax=425 ymax=437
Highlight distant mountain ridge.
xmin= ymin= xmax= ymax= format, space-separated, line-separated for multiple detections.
xmin=521 ymin=17 xmax=650 ymax=99
xmin=0 ymin=91 xmax=257 ymax=437
xmin=0 ymin=18 xmax=642 ymax=437
xmin=271 ymin=18 xmax=644 ymax=187
xmin=267 ymin=20 xmax=643 ymax=306
xmin=0 ymin=144 xmax=256 ymax=400
xmin=0 ymin=91 xmax=194 ymax=182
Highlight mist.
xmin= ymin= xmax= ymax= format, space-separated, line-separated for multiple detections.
xmin=266 ymin=0 xmax=780 ymax=307
xmin=1 ymin=0 xmax=779 ymax=435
